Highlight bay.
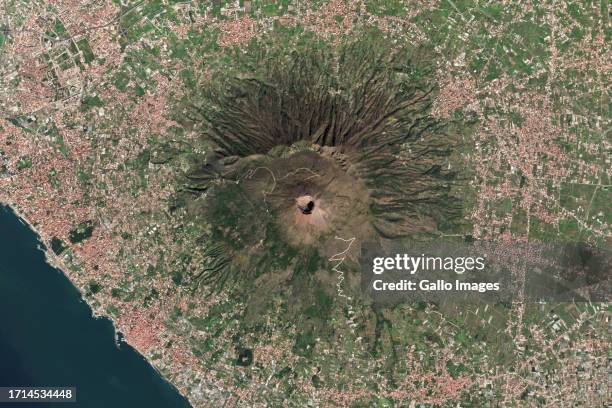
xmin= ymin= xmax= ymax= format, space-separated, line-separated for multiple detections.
xmin=0 ymin=205 xmax=192 ymax=408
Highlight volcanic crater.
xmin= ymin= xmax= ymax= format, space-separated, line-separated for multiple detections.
xmin=176 ymin=35 xmax=466 ymax=290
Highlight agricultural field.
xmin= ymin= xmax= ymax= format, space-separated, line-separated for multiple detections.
xmin=0 ymin=0 xmax=609 ymax=406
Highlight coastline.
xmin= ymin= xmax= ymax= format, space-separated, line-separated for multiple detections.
xmin=0 ymin=201 xmax=193 ymax=408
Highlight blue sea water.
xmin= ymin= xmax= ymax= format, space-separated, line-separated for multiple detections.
xmin=0 ymin=205 xmax=192 ymax=408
